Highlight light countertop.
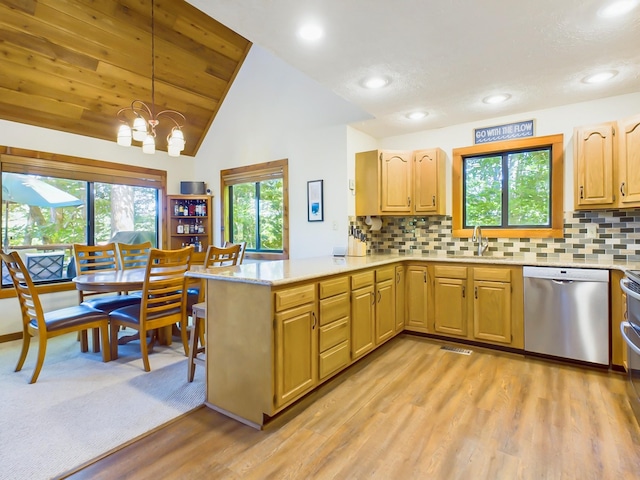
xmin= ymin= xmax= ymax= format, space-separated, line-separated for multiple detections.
xmin=186 ymin=252 xmax=640 ymax=287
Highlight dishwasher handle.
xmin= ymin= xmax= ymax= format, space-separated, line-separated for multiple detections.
xmin=621 ymin=321 xmax=640 ymax=356
xmin=552 ymin=279 xmax=574 ymax=285
xmin=620 ymin=278 xmax=640 ymax=302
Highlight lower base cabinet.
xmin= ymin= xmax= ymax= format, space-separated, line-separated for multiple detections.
xmin=318 ymin=276 xmax=351 ymax=379
xmin=406 ymin=265 xmax=429 ymax=332
xmin=351 ymin=270 xmax=376 ymax=360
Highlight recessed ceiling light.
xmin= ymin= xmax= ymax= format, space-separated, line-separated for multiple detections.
xmin=482 ymin=94 xmax=511 ymax=104
xmin=298 ymin=23 xmax=323 ymax=41
xmin=582 ymin=70 xmax=618 ymax=84
xmin=598 ymin=0 xmax=638 ymax=18
xmin=406 ymin=111 xmax=428 ymax=120
xmin=362 ymin=76 xmax=390 ymax=89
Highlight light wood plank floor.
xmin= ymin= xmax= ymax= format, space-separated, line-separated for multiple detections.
xmin=63 ymin=335 xmax=640 ymax=479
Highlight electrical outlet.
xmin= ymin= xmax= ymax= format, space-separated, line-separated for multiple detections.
xmin=586 ymin=223 xmax=598 ymax=239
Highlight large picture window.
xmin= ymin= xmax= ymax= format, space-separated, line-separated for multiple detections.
xmin=452 ymin=134 xmax=563 ymax=239
xmin=1 ymin=148 xmax=166 ymax=292
xmin=221 ymin=159 xmax=289 ymax=260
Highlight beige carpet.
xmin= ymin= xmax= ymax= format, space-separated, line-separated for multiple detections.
xmin=0 ymin=331 xmax=205 ymax=480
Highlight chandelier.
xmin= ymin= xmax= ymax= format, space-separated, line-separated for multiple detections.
xmin=116 ymin=0 xmax=186 ymax=157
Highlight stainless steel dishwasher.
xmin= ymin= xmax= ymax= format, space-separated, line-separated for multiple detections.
xmin=523 ymin=266 xmax=610 ymax=365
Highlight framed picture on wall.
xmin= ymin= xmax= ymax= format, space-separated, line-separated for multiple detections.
xmin=307 ymin=180 xmax=324 ymax=222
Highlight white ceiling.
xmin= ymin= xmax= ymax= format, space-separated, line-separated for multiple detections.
xmin=189 ymin=0 xmax=640 ymax=139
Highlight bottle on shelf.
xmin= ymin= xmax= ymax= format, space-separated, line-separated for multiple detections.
xmin=177 ymin=219 xmax=184 ymax=234
xmin=178 ymin=202 xmax=184 ymax=216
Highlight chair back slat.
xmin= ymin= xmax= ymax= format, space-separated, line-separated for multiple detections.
xmin=117 ymin=241 xmax=152 ymax=270
xmin=0 ymin=251 xmax=46 ymax=331
xmin=204 ymin=244 xmax=242 ymax=268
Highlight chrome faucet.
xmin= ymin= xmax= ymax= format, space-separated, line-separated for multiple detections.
xmin=472 ymin=226 xmax=489 ymax=256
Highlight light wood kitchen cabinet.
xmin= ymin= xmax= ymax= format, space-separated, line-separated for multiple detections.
xmin=274 ymin=283 xmax=318 ymax=408
xmin=318 ymin=276 xmax=351 ymax=380
xmin=375 ymin=266 xmax=396 ymax=344
xmin=472 ymin=268 xmax=511 ymax=344
xmin=355 ymin=148 xmax=446 ymax=216
xmin=432 ymin=265 xmax=468 ymax=337
xmin=426 ymin=263 xmax=523 ymax=349
xmin=618 ymin=114 xmax=640 ymax=206
xmin=351 ymin=270 xmax=376 ymax=360
xmin=574 ymin=122 xmax=616 ymax=208
xmin=395 ymin=265 xmax=406 ymax=331
xmin=413 ymin=148 xmax=446 ymax=214
xmin=406 ymin=265 xmax=429 ymax=332
xmin=574 ymin=115 xmax=640 ymax=210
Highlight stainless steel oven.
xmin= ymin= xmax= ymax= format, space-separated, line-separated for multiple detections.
xmin=619 ymin=274 xmax=640 ymax=424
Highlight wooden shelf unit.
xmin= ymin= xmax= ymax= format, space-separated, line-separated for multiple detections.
xmin=166 ymin=194 xmax=213 ymax=264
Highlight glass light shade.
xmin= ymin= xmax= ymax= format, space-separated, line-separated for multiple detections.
xmin=167 ymin=144 xmax=181 ymax=157
xmin=117 ymin=124 xmax=132 ymax=146
xmin=132 ymin=117 xmax=148 ymax=142
xmin=142 ymin=134 xmax=155 ymax=154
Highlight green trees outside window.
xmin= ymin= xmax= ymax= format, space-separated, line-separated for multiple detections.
xmin=230 ymin=178 xmax=283 ymax=252
xmin=464 ymin=148 xmax=551 ymax=228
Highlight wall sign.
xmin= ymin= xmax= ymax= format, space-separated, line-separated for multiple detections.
xmin=474 ymin=119 xmax=535 ymax=144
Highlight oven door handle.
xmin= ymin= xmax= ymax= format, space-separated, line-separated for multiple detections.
xmin=621 ymin=321 xmax=640 ymax=356
xmin=620 ymin=278 xmax=640 ymax=302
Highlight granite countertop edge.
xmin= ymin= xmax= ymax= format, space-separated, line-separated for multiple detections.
xmin=185 ymin=253 xmax=639 ymax=287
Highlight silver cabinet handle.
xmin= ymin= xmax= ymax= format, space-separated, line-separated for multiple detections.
xmin=621 ymin=322 xmax=640 ymax=355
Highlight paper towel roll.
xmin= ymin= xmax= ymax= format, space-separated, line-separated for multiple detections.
xmin=365 ymin=216 xmax=382 ymax=231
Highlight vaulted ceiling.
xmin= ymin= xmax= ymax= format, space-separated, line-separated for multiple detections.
xmin=0 ymin=0 xmax=251 ymax=157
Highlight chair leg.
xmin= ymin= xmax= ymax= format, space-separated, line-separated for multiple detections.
xmin=79 ymin=330 xmax=89 ymax=353
xmin=15 ymin=328 xmax=31 ymax=372
xmin=29 ymin=336 xmax=48 ymax=384
xmin=187 ymin=317 xmax=199 ymax=382
xmin=91 ymin=327 xmax=101 ymax=353
xmin=110 ymin=322 xmax=120 ymax=361
xmin=140 ymin=327 xmax=151 ymax=372
xmin=99 ymin=323 xmax=111 ymax=362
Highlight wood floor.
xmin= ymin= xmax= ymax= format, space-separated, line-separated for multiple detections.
xmin=62 ymin=335 xmax=640 ymax=480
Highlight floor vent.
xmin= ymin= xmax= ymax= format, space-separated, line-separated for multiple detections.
xmin=441 ymin=345 xmax=472 ymax=355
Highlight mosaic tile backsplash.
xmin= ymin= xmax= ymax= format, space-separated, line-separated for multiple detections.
xmin=356 ymin=209 xmax=640 ymax=263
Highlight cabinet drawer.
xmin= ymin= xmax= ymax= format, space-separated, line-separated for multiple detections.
xmin=319 ymin=317 xmax=349 ymax=351
xmin=376 ymin=266 xmax=395 ymax=282
xmin=319 ymin=276 xmax=349 ymax=299
xmin=319 ymin=293 xmax=350 ymax=326
xmin=274 ymin=283 xmax=316 ymax=312
xmin=351 ymin=270 xmax=374 ymax=290
xmin=434 ymin=265 xmax=468 ymax=279
xmin=319 ymin=340 xmax=350 ymax=379
xmin=474 ymin=267 xmax=511 ymax=282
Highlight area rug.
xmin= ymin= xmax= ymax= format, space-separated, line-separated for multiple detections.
xmin=0 ymin=332 xmax=205 ymax=480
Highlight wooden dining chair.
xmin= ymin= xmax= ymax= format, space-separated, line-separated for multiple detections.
xmin=187 ymin=243 xmax=242 ymax=381
xmin=224 ymin=241 xmax=247 ymax=264
xmin=1 ymin=251 xmax=110 ymax=384
xmin=109 ymin=246 xmax=194 ymax=372
xmin=116 ymin=241 xmax=152 ymax=270
xmin=73 ymin=243 xmax=142 ymax=351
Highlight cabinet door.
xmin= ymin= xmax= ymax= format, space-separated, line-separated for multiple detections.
xmin=413 ymin=148 xmax=444 ymax=214
xmin=380 ymin=151 xmax=412 ymax=212
xmin=376 ymin=278 xmax=395 ymax=344
xmin=274 ymin=303 xmax=318 ymax=407
xmin=473 ymin=280 xmax=511 ymax=344
xmin=351 ymin=285 xmax=375 ymax=359
xmin=574 ymin=123 xmax=615 ymax=207
xmin=618 ymin=114 xmax=640 ymax=206
xmin=395 ymin=266 xmax=405 ymax=331
xmin=406 ymin=266 xmax=428 ymax=332
xmin=433 ymin=277 xmax=467 ymax=336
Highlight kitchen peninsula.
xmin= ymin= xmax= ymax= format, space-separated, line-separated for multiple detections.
xmin=186 ymin=253 xmax=633 ymax=428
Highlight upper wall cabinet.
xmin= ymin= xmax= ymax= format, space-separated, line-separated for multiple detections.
xmin=574 ymin=114 xmax=640 ymax=210
xmin=355 ymin=148 xmax=446 ymax=216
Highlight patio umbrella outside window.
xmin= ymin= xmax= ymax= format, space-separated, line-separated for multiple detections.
xmin=1 ymin=172 xmax=83 ymax=250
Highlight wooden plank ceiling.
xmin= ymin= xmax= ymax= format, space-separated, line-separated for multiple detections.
xmin=0 ymin=0 xmax=251 ymax=157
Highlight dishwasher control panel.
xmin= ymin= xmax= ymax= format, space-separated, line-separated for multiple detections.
xmin=523 ymin=266 xmax=609 ymax=282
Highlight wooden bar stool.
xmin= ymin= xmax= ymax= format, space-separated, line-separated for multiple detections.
xmin=187 ymin=302 xmax=206 ymax=382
